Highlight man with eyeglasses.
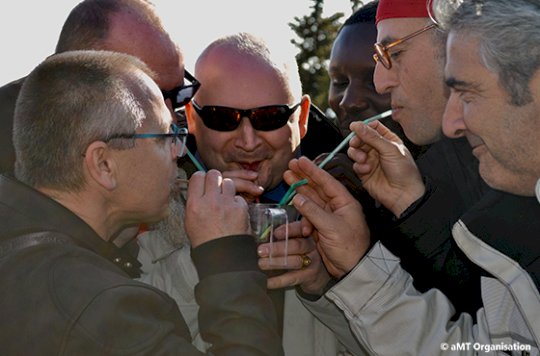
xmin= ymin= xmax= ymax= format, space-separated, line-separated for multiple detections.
xmin=327 ymin=0 xmax=491 ymax=317
xmin=0 ymin=50 xmax=284 ymax=355
xmin=0 ymin=0 xmax=197 ymax=174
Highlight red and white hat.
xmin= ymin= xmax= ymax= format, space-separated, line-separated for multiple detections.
xmin=376 ymin=0 xmax=430 ymax=24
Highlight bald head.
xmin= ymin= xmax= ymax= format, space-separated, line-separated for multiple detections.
xmin=55 ymin=0 xmax=183 ymax=91
xmin=196 ymin=32 xmax=302 ymax=103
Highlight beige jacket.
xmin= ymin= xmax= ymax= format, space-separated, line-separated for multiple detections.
xmin=138 ymin=233 xmax=352 ymax=355
xmin=301 ymin=222 xmax=540 ymax=355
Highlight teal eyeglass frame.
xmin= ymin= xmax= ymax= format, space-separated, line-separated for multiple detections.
xmin=104 ymin=123 xmax=188 ymax=157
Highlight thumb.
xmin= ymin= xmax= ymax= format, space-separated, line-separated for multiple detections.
xmin=292 ymin=193 xmax=332 ymax=234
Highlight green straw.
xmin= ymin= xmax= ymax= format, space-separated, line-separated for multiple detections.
xmin=316 ymin=109 xmax=392 ymax=169
xmin=279 ymin=109 xmax=392 ymax=206
xmin=278 ymin=179 xmax=308 ymax=206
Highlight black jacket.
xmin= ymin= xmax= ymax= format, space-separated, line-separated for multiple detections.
xmin=0 ymin=175 xmax=283 ymax=355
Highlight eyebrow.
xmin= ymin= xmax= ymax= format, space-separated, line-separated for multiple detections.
xmin=378 ymin=36 xmax=397 ymax=46
xmin=445 ymin=77 xmax=480 ymax=91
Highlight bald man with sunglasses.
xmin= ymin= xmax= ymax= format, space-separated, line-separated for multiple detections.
xmin=185 ymin=34 xmax=309 ymax=202
xmin=138 ymin=32 xmax=355 ymax=355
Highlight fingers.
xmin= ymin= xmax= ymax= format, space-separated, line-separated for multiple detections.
xmin=258 ymin=235 xmax=314 ymax=260
xmin=222 ymin=169 xmax=258 ymax=181
xmin=294 ymin=157 xmax=355 ymax=207
xmin=267 ymin=269 xmax=304 ymax=289
xmin=349 ymin=121 xmax=403 ymax=156
xmin=204 ymin=169 xmax=225 ymax=196
xmin=221 ymin=178 xmax=236 ymax=196
xmin=272 ymin=221 xmax=303 ymax=240
xmin=232 ymin=179 xmax=265 ymax=198
xmin=186 ymin=171 xmax=206 ymax=199
xmin=222 ymin=169 xmax=264 ymax=197
xmin=258 ymin=255 xmax=307 ymax=270
xmin=265 ymin=251 xmax=331 ymax=293
xmin=185 ymin=170 xmax=250 ymax=248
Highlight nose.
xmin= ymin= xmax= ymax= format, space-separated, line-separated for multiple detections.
xmin=373 ymin=62 xmax=399 ymax=95
xmin=340 ymin=85 xmax=369 ymax=115
xmin=442 ymin=93 xmax=467 ymax=138
xmin=234 ymin=117 xmax=262 ymax=151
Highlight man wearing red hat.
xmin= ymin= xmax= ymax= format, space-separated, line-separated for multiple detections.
xmin=363 ymin=0 xmax=489 ymax=316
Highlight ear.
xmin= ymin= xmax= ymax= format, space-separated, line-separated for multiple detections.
xmin=185 ymin=102 xmax=197 ymax=134
xmin=298 ymin=94 xmax=311 ymax=139
xmin=83 ymin=141 xmax=118 ymax=191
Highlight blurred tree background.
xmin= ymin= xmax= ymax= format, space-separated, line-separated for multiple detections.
xmin=289 ymin=0 xmax=364 ymax=118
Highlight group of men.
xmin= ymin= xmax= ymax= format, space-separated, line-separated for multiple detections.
xmin=0 ymin=0 xmax=538 ymax=355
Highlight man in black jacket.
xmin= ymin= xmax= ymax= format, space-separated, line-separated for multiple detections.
xmin=0 ymin=50 xmax=282 ymax=355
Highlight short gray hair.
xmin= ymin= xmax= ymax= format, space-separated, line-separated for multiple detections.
xmin=14 ymin=50 xmax=155 ymax=190
xmin=432 ymin=0 xmax=540 ymax=106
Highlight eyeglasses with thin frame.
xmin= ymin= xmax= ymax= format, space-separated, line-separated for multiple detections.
xmin=161 ymin=70 xmax=201 ymax=112
xmin=373 ymin=23 xmax=437 ymax=69
xmin=191 ymin=100 xmax=301 ymax=132
xmin=104 ymin=123 xmax=188 ymax=157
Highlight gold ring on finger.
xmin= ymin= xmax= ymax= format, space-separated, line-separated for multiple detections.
xmin=300 ymin=254 xmax=312 ymax=269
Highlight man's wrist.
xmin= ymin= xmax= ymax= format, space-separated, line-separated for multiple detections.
xmin=297 ymin=276 xmax=339 ymax=301
xmin=390 ymin=183 xmax=426 ymax=217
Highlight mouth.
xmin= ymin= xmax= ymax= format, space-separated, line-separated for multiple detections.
xmin=469 ymin=140 xmax=487 ymax=159
xmin=466 ymin=134 xmax=485 ymax=150
xmin=239 ymin=161 xmax=262 ymax=172
xmin=390 ymin=104 xmax=403 ymax=117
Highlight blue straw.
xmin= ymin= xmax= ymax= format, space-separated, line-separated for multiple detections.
xmin=186 ymin=147 xmax=206 ymax=172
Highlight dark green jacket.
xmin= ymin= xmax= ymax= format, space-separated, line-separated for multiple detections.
xmin=0 ymin=175 xmax=283 ymax=355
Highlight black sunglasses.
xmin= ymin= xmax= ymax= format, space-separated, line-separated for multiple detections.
xmin=191 ymin=100 xmax=301 ymax=132
xmin=161 ymin=70 xmax=201 ymax=111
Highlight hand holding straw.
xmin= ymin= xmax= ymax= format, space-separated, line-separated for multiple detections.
xmin=279 ymin=109 xmax=393 ymax=206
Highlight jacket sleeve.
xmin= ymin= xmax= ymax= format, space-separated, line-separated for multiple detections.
xmin=192 ymin=235 xmax=284 ymax=356
xmin=61 ymin=235 xmax=283 ymax=355
xmin=303 ymin=242 xmax=505 ymax=356
xmin=297 ymin=292 xmax=371 ymax=355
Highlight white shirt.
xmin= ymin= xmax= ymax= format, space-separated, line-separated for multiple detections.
xmin=536 ymin=179 xmax=540 ymax=204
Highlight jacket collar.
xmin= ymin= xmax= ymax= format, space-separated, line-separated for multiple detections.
xmin=0 ymin=174 xmax=141 ymax=277
xmin=460 ymin=189 xmax=540 ymax=273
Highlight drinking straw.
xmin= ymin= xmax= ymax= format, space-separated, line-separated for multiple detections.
xmin=316 ymin=109 xmax=392 ymax=168
xmin=278 ymin=179 xmax=308 ymax=206
xmin=186 ymin=147 xmax=206 ymax=172
xmin=279 ymin=109 xmax=393 ymax=206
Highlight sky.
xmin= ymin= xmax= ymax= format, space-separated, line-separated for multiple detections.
xmin=0 ymin=0 xmax=354 ymax=86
